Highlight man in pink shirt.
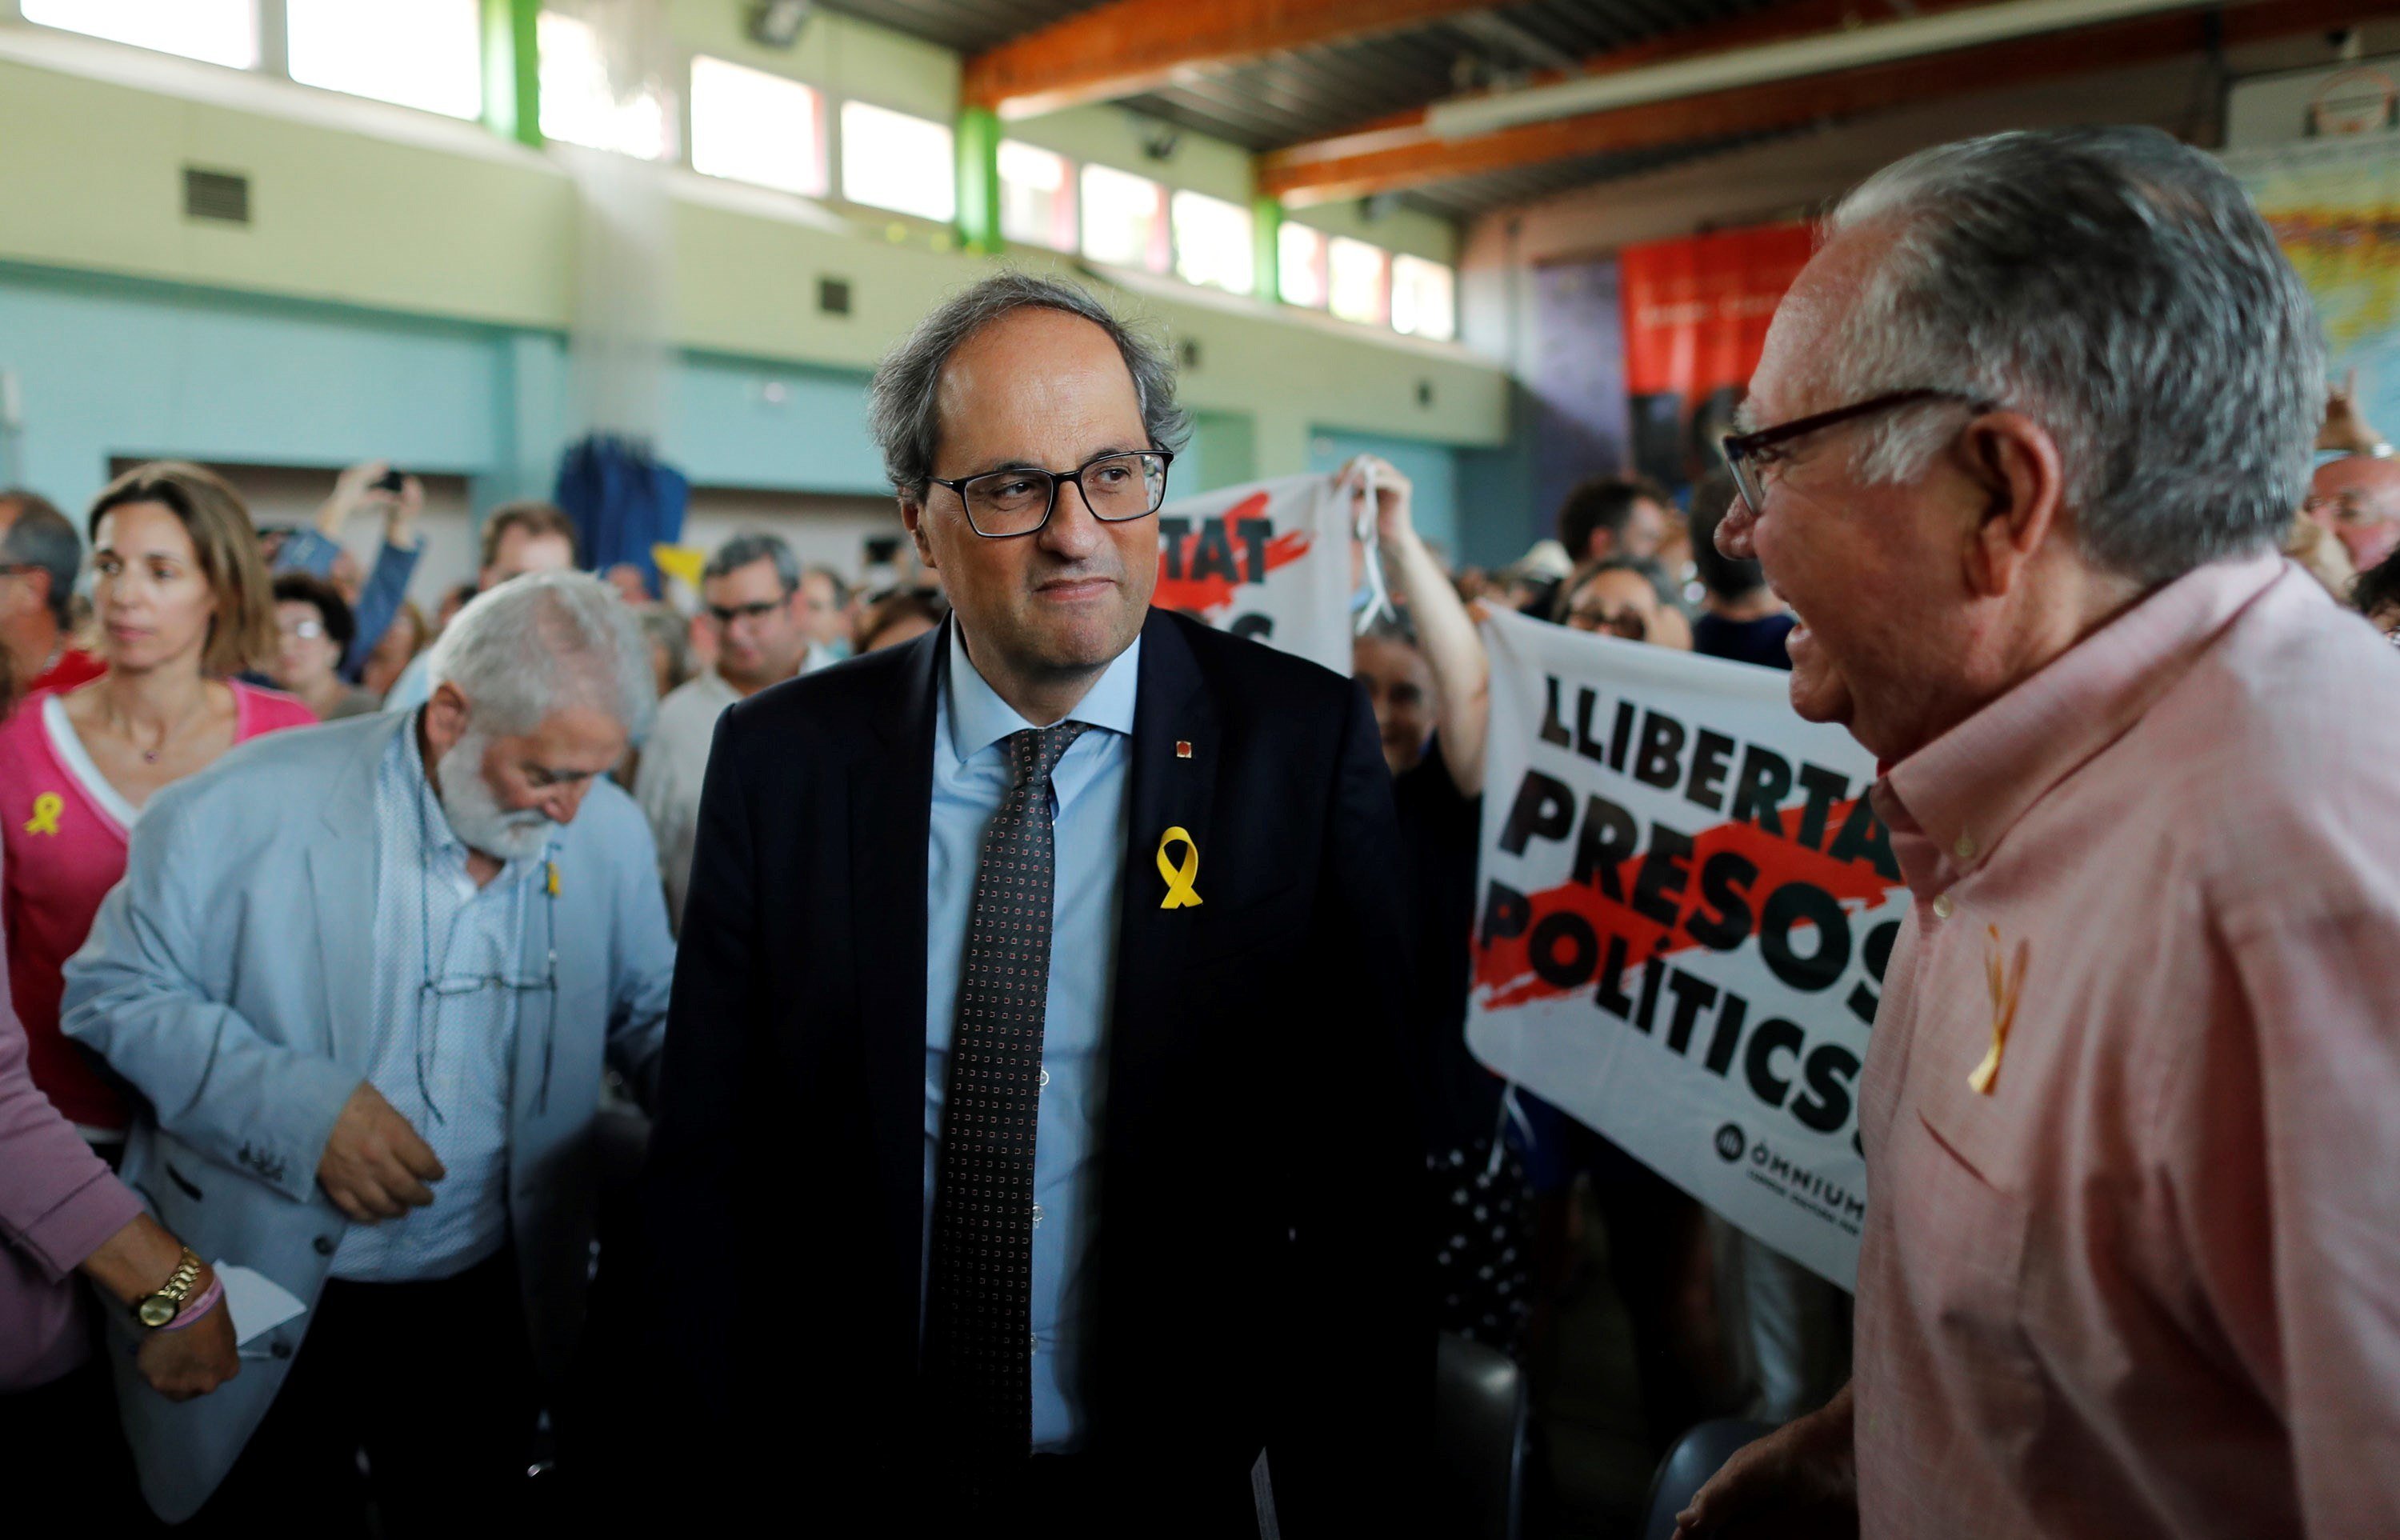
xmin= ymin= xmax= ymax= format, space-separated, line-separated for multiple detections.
xmin=1679 ymin=127 xmax=2400 ymax=1538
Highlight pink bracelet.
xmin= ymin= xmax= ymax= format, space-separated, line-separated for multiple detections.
xmin=157 ymin=1275 xmax=224 ymax=1334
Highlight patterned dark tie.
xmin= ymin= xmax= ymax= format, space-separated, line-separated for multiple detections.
xmin=926 ymin=720 xmax=1089 ymax=1463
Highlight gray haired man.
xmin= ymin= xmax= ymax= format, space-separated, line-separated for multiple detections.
xmin=1677 ymin=129 xmax=2400 ymax=1538
xmin=64 ymin=570 xmax=676 ymax=1527
xmin=633 ymin=530 xmax=814 ymax=928
xmin=0 ymin=489 xmax=100 ymax=694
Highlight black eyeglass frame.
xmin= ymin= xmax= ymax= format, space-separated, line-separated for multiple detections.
xmin=926 ymin=450 xmax=1176 ymax=539
xmin=1719 ymin=389 xmax=1994 ymax=513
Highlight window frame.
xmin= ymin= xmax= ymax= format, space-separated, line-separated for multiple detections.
xmin=688 ymin=52 xmax=828 ymax=199
xmin=1078 ymin=162 xmax=1170 ymax=275
xmin=836 ymin=97 xmax=958 ymax=224
xmin=19 ymin=0 xmax=262 ymax=70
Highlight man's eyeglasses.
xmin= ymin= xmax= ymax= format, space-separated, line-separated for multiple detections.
xmin=278 ymin=618 xmax=327 ymax=642
xmin=1719 ymin=390 xmax=1994 ymax=513
xmin=2303 ymin=490 xmax=2397 ymax=526
xmin=706 ymin=598 xmax=788 ymax=628
xmin=1565 ymin=604 xmax=1649 ymax=641
xmin=928 ymin=450 xmax=1174 ymax=539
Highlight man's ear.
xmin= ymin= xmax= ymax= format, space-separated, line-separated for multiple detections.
xmin=1956 ymin=410 xmax=2066 ymax=599
xmin=900 ymin=494 xmax=938 ymax=570
xmin=422 ymin=680 xmax=470 ymax=758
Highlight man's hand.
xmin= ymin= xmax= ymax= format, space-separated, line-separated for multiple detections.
xmin=316 ymin=460 xmax=423 ymax=550
xmin=134 ymin=1270 xmax=240 ymax=1402
xmin=1337 ymin=453 xmax=1417 ymax=549
xmin=317 ymin=1081 xmax=444 ymax=1223
xmin=2320 ymin=368 xmax=2387 ymax=456
xmin=1674 ymin=1389 xmax=1858 ymax=1539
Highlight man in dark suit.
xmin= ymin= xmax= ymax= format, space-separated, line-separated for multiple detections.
xmin=642 ymin=272 xmax=1425 ymax=1533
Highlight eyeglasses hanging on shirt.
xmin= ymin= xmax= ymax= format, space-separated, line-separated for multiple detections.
xmin=411 ymin=788 xmax=558 ymax=1126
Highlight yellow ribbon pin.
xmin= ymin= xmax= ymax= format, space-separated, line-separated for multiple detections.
xmin=1968 ymin=924 xmax=2028 ymax=1095
xmin=1155 ymin=826 xmax=1202 ymax=910
xmin=22 ymin=792 xmax=62 ymax=838
xmin=546 ymin=861 xmax=561 ymax=898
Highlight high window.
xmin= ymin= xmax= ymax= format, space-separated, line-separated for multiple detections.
xmin=1278 ymin=222 xmax=1330 ymax=310
xmin=1080 ymin=164 xmax=1168 ymax=274
xmin=538 ymin=10 xmax=673 ymax=160
xmin=1170 ymin=191 xmax=1254 ymax=295
xmin=286 ymin=0 xmax=482 ymax=120
xmin=1328 ymin=237 xmax=1391 ymax=327
xmin=839 ymin=100 xmax=955 ymax=222
xmin=22 ymin=0 xmax=258 ymax=69
xmin=690 ymin=55 xmax=825 ymax=197
xmin=1391 ymin=255 xmax=1457 ymax=342
xmin=998 ymin=140 xmax=1076 ymax=252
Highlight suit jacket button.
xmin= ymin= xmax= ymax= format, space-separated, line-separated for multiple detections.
xmin=314 ymin=1236 xmax=335 ymax=1256
xmin=270 ymin=1341 xmax=293 ymax=1361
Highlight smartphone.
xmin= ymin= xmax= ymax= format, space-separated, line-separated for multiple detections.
xmin=370 ymin=468 xmax=406 ymax=494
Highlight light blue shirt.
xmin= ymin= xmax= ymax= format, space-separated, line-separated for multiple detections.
xmin=925 ymin=622 xmax=1138 ymax=1453
xmin=333 ymin=718 xmax=547 ymax=1281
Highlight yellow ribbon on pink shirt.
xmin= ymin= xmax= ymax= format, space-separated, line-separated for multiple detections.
xmin=1970 ymin=924 xmax=2029 ymax=1095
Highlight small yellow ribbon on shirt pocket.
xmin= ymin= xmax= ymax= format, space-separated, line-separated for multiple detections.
xmin=1155 ymin=826 xmax=1202 ymax=910
xmin=1970 ymin=924 xmax=2029 ymax=1095
xmin=22 ymin=792 xmax=62 ymax=837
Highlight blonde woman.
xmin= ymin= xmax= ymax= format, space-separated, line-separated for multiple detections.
xmin=0 ymin=464 xmax=314 ymax=1144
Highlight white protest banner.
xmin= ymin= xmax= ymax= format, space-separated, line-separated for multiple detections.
xmin=1466 ymin=610 xmax=1907 ymax=1288
xmin=1152 ymin=473 xmax=1354 ymax=675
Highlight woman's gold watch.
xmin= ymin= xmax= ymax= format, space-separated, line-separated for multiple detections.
xmin=135 ymin=1248 xmax=205 ymax=1329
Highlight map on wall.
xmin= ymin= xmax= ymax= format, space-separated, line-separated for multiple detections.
xmin=2229 ymin=132 xmax=2400 ymax=438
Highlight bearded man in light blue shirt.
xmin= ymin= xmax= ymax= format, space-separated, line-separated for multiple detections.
xmin=65 ymin=570 xmax=674 ymax=1528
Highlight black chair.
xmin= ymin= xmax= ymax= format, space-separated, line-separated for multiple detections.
xmin=1432 ymin=1333 xmax=1530 ymax=1540
xmin=1641 ymin=1418 xmax=1776 ymax=1540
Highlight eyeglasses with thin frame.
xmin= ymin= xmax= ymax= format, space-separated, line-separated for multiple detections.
xmin=1564 ymin=602 xmax=1649 ymax=641
xmin=706 ymin=597 xmax=787 ymax=628
xmin=2303 ymin=489 xmax=2399 ymax=527
xmin=927 ymin=450 xmax=1174 ymax=539
xmin=1719 ymin=389 xmax=1994 ymax=514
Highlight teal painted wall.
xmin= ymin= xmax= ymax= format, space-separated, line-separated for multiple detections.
xmin=0 ymin=262 xmax=510 ymax=510
xmin=0 ymin=264 xmax=899 ymax=518
xmin=1307 ymin=428 xmax=1461 ymax=560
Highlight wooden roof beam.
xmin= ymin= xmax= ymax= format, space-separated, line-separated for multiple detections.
xmin=1260 ymin=0 xmax=2394 ymax=206
xmin=962 ymin=0 xmax=1502 ymax=120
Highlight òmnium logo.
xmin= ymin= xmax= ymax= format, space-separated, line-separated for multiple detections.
xmin=1738 ymin=1130 xmax=1867 ymax=1236
xmin=1714 ymin=1122 xmax=1746 ymax=1162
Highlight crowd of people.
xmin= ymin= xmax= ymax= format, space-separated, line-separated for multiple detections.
xmin=0 ymin=124 xmax=2397 ymax=1536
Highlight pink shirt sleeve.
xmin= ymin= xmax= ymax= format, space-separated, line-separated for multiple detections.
xmin=2164 ymin=902 xmax=2400 ymax=1538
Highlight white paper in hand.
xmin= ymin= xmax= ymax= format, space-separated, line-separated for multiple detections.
xmin=212 ymin=1263 xmax=306 ymax=1346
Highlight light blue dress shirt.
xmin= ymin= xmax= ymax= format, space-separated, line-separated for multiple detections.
xmin=925 ymin=622 xmax=1138 ymax=1453
xmin=333 ymin=719 xmax=546 ymax=1282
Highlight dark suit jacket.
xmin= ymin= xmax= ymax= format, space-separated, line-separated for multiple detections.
xmin=641 ymin=609 xmax=1426 ymax=1532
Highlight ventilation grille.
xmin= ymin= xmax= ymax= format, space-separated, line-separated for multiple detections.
xmin=182 ymin=167 xmax=250 ymax=225
xmin=818 ymin=277 xmax=851 ymax=316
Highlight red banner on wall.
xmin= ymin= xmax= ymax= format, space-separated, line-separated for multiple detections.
xmin=1618 ymin=222 xmax=1814 ymax=490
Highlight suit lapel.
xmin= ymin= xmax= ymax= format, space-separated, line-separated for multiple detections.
xmin=1106 ymin=610 xmax=1218 ymax=1174
xmin=306 ymin=715 xmax=407 ymax=1062
xmin=852 ymin=623 xmax=941 ymax=1302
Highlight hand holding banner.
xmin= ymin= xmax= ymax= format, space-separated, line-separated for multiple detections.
xmin=1466 ymin=610 xmax=1907 ymax=1288
xmin=1152 ymin=473 xmax=1357 ymax=675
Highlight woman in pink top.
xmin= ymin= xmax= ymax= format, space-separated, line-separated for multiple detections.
xmin=0 ymin=463 xmax=314 ymax=1140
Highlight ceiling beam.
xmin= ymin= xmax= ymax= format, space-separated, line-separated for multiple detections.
xmin=1261 ymin=0 xmax=2391 ymax=206
xmin=962 ymin=0 xmax=1499 ymax=120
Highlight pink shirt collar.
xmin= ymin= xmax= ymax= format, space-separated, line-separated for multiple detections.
xmin=1872 ymin=551 xmax=2289 ymax=901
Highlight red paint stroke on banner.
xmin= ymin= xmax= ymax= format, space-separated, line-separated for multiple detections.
xmin=1475 ymin=798 xmax=1895 ymax=1010
xmin=1152 ymin=490 xmax=1312 ymax=616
